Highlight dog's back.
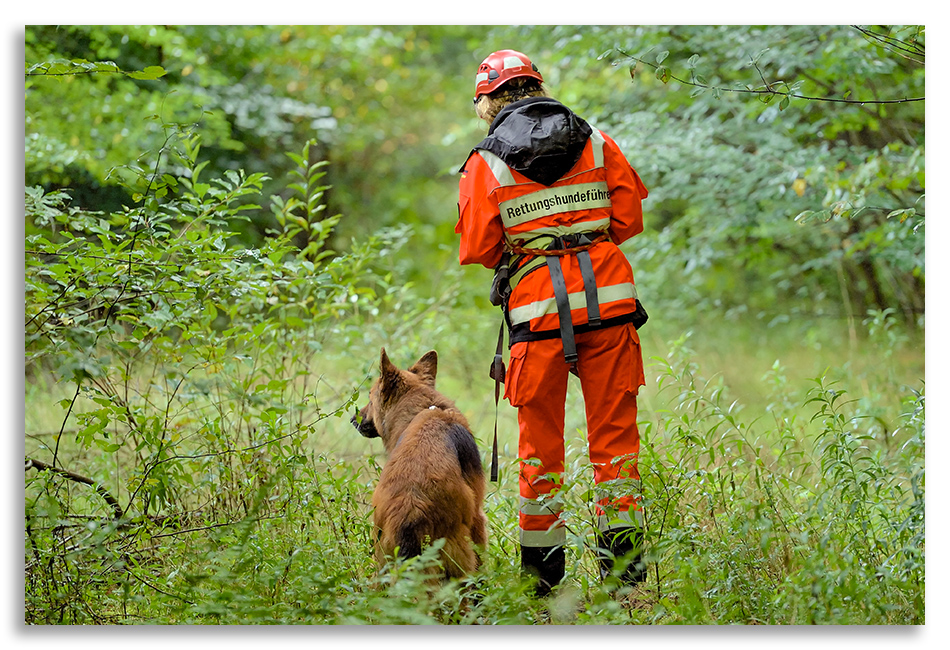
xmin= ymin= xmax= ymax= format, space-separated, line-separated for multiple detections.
xmin=373 ymin=409 xmax=487 ymax=578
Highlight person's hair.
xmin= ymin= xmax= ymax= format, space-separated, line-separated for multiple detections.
xmin=474 ymin=77 xmax=550 ymax=123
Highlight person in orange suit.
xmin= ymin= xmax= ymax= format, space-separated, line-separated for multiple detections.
xmin=455 ymin=49 xmax=651 ymax=596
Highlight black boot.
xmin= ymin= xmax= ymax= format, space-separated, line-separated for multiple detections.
xmin=521 ymin=545 xmax=565 ymax=597
xmin=595 ymin=527 xmax=646 ymax=586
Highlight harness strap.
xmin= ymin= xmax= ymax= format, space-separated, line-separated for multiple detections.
xmin=575 ymin=235 xmax=601 ymax=327
xmin=521 ymin=232 xmax=605 ymax=364
xmin=545 ymin=255 xmax=578 ymax=364
xmin=510 ymin=232 xmax=608 ymax=258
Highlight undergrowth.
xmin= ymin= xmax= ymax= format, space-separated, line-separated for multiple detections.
xmin=24 ymin=134 xmax=924 ymax=625
xmin=24 ymin=325 xmax=924 ymax=624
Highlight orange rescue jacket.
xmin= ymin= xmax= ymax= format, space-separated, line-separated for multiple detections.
xmin=456 ymin=98 xmax=648 ymax=341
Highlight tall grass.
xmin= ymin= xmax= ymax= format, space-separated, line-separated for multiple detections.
xmin=24 ymin=308 xmax=923 ymax=624
xmin=633 ymin=327 xmax=923 ymax=624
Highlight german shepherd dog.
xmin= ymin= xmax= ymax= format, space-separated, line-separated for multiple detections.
xmin=352 ymin=348 xmax=488 ymax=579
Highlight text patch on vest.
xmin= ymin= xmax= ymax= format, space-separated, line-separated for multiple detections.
xmin=499 ymin=182 xmax=612 ymax=229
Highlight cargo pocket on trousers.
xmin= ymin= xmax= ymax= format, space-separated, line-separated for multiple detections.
xmin=504 ymin=341 xmax=528 ymax=407
xmin=625 ymin=323 xmax=646 ymax=395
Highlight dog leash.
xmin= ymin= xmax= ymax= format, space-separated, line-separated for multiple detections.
xmin=488 ymin=320 xmax=506 ymax=483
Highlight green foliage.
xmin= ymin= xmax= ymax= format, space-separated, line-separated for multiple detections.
xmin=25 ymin=316 xmax=924 ymax=624
xmin=26 ymin=59 xmax=167 ymax=80
xmin=492 ymin=25 xmax=925 ymax=326
xmin=25 ymin=25 xmax=925 ymax=323
xmin=24 ymin=132 xmax=428 ymax=622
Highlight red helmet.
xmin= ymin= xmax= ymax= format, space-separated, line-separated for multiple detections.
xmin=474 ymin=49 xmax=543 ymax=99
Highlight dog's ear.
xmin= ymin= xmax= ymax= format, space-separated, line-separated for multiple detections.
xmin=409 ymin=350 xmax=438 ymax=386
xmin=380 ymin=347 xmax=393 ymax=371
xmin=379 ymin=347 xmax=403 ymax=395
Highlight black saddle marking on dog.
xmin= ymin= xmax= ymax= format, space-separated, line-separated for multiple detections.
xmin=447 ymin=423 xmax=483 ymax=480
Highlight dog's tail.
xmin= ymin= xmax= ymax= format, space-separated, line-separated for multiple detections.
xmin=395 ymin=520 xmax=424 ymax=559
xmin=447 ymin=422 xmax=483 ymax=481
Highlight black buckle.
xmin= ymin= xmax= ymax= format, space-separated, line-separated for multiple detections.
xmin=489 ymin=353 xmax=506 ymax=382
xmin=547 ymin=235 xmax=570 ymax=251
xmin=547 ymin=233 xmax=591 ymax=251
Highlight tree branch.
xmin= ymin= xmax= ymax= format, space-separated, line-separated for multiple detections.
xmin=851 ymin=25 xmax=925 ymax=64
xmin=619 ymin=48 xmax=924 ymax=106
xmin=26 ymin=457 xmax=124 ymax=519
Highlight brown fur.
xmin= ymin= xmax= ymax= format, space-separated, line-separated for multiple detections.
xmin=352 ymin=348 xmax=488 ymax=579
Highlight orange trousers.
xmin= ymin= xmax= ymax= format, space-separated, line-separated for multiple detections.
xmin=505 ymin=322 xmax=646 ymax=548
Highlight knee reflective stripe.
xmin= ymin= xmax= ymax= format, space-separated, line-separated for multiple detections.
xmin=508 ymin=282 xmax=638 ymax=326
xmin=544 ymin=256 xmax=577 ymax=364
xmin=520 ymin=494 xmax=564 ymax=517
xmin=520 ymin=525 xmax=567 ymax=548
xmin=596 ymin=508 xmax=644 ymax=533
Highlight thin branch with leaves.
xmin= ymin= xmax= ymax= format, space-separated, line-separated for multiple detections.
xmin=616 ymin=46 xmax=924 ymax=108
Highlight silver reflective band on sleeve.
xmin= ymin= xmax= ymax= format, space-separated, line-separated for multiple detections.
xmin=500 ymin=182 xmax=612 ymax=228
xmin=596 ymin=508 xmax=644 ymax=533
xmin=519 ymin=494 xmax=564 ymax=517
xmin=590 ymin=128 xmax=606 ymax=168
xmin=476 ymin=150 xmax=516 ymax=187
xmin=507 ymin=282 xmax=638 ymax=326
xmin=519 ymin=526 xmax=567 ymax=548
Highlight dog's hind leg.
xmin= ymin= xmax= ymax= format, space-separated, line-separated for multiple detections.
xmin=470 ymin=511 xmax=488 ymax=547
xmin=441 ymin=535 xmax=478 ymax=579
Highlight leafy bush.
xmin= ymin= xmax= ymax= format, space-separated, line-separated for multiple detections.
xmin=24 ymin=132 xmax=430 ymax=623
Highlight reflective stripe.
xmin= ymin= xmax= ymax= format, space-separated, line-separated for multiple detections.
xmin=476 ymin=150 xmax=516 ymax=186
xmin=499 ymin=182 xmax=612 ymax=228
xmin=520 ymin=526 xmax=567 ymax=548
xmin=520 ymin=495 xmax=564 ymax=517
xmin=590 ymin=128 xmax=606 ymax=168
xmin=593 ymin=473 xmax=641 ymax=500
xmin=596 ymin=508 xmax=644 ymax=533
xmin=506 ymin=218 xmax=611 ymax=245
xmin=508 ymin=256 xmax=547 ymax=289
xmin=508 ymin=282 xmax=638 ymax=326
